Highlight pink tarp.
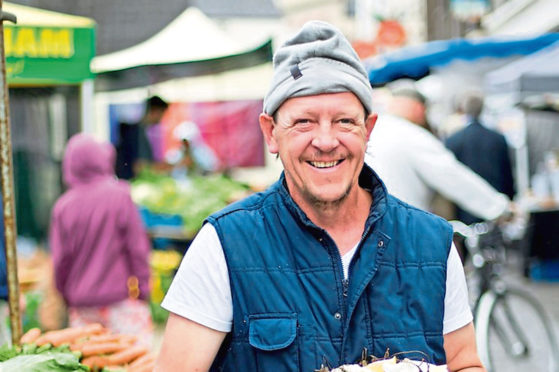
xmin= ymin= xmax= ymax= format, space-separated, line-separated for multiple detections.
xmin=162 ymin=99 xmax=265 ymax=168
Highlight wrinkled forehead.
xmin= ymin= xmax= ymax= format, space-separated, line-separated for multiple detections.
xmin=274 ymin=92 xmax=368 ymax=120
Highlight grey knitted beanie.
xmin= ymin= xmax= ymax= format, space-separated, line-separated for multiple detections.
xmin=263 ymin=21 xmax=373 ymax=116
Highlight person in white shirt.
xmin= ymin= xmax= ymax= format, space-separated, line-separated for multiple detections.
xmin=365 ymin=83 xmax=511 ymax=221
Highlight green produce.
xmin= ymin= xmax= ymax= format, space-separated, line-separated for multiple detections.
xmin=0 ymin=351 xmax=88 ymax=371
xmin=0 ymin=344 xmax=18 ymax=361
xmin=131 ymin=168 xmax=252 ymax=236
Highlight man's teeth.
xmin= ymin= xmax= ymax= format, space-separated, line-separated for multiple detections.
xmin=310 ymin=161 xmax=338 ymax=168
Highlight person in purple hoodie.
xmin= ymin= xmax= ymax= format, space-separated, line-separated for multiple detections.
xmin=49 ymin=133 xmax=153 ymax=346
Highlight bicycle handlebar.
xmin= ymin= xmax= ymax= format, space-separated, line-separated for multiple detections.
xmin=449 ymin=220 xmax=494 ymax=239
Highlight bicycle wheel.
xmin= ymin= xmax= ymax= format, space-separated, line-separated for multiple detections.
xmin=475 ymin=287 xmax=559 ymax=372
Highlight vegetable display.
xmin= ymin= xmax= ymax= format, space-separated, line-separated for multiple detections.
xmin=131 ymin=168 xmax=252 ymax=237
xmin=0 ymin=342 xmax=87 ymax=371
xmin=6 ymin=324 xmax=157 ymax=372
xmin=0 ymin=351 xmax=88 ymax=372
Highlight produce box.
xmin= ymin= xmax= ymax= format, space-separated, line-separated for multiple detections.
xmin=530 ymin=259 xmax=559 ymax=282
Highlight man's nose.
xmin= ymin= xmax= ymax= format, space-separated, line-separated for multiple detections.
xmin=310 ymin=123 xmax=339 ymax=152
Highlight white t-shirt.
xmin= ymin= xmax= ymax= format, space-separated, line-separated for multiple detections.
xmin=162 ymin=223 xmax=473 ymax=335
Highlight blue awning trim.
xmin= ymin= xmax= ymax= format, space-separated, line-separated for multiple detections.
xmin=365 ymin=33 xmax=559 ymax=85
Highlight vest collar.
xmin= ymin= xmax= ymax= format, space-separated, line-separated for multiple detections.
xmin=272 ymin=163 xmax=389 ymax=232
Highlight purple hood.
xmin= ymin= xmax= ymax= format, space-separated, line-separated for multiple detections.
xmin=62 ymin=134 xmax=115 ymax=188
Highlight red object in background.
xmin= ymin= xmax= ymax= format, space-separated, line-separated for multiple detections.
xmin=376 ymin=20 xmax=406 ymax=47
xmin=163 ymin=100 xmax=265 ymax=168
xmin=352 ymin=20 xmax=406 ymax=60
xmin=352 ymin=40 xmax=378 ymax=60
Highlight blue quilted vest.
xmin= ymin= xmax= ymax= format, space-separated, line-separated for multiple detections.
xmin=206 ymin=165 xmax=452 ymax=371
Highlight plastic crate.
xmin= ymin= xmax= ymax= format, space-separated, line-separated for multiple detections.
xmin=138 ymin=206 xmax=182 ymax=228
xmin=530 ymin=259 xmax=559 ymax=282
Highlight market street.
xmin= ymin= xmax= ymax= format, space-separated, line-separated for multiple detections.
xmin=482 ymin=256 xmax=559 ymax=371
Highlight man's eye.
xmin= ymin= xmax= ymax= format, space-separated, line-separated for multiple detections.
xmin=338 ymin=118 xmax=356 ymax=125
xmin=292 ymin=119 xmax=314 ymax=128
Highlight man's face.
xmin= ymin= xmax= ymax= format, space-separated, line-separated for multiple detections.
xmin=388 ymin=95 xmax=426 ymax=127
xmin=260 ymin=92 xmax=377 ymax=208
xmin=146 ymin=107 xmax=166 ymax=125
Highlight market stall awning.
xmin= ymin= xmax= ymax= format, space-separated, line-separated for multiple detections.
xmin=3 ymin=2 xmax=96 ymax=85
xmin=91 ymin=7 xmax=273 ymax=91
xmin=365 ymin=33 xmax=559 ymax=86
xmin=485 ymin=41 xmax=559 ymax=96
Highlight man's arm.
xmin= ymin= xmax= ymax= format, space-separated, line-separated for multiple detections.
xmin=412 ymin=131 xmax=509 ymax=221
xmin=155 ymin=313 xmax=227 ymax=372
xmin=444 ymin=322 xmax=486 ymax=372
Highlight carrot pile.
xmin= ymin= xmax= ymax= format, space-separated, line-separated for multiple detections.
xmin=19 ymin=324 xmax=156 ymax=372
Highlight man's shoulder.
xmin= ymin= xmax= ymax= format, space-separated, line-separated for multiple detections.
xmin=376 ymin=114 xmax=418 ymax=131
xmin=445 ymin=123 xmax=472 ymax=143
xmin=372 ymin=114 xmax=437 ymax=146
xmin=380 ymin=194 xmax=453 ymax=258
xmin=209 ymin=185 xmax=279 ymax=221
xmin=452 ymin=121 xmax=504 ymax=139
xmin=385 ymin=193 xmax=451 ymax=229
xmin=479 ymin=124 xmax=508 ymax=143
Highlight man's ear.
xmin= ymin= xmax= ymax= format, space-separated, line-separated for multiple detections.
xmin=365 ymin=112 xmax=378 ymax=140
xmin=259 ymin=113 xmax=279 ymax=154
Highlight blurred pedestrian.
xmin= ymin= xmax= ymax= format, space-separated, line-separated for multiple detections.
xmin=49 ymin=134 xmax=153 ymax=346
xmin=445 ymin=91 xmax=515 ymax=224
xmin=166 ymin=121 xmax=220 ymax=182
xmin=438 ymin=93 xmax=467 ymax=140
xmin=365 ymin=81 xmax=512 ymax=222
xmin=115 ymin=95 xmax=168 ymax=179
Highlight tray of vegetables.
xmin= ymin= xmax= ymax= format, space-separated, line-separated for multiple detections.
xmin=4 ymin=323 xmax=157 ymax=372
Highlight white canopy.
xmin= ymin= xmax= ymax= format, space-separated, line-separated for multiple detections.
xmin=91 ymin=7 xmax=271 ymax=74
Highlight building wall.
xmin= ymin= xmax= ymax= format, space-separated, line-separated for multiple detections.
xmin=426 ymin=0 xmax=468 ymax=40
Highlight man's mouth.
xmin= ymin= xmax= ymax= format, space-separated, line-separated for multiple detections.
xmin=308 ymin=160 xmax=342 ymax=168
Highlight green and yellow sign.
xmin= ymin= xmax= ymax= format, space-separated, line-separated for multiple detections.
xmin=3 ymin=2 xmax=96 ymax=85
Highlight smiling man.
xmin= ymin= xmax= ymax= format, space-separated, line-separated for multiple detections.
xmin=155 ymin=21 xmax=485 ymax=372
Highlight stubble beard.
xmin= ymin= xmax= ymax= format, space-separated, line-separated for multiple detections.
xmin=303 ymin=181 xmax=352 ymax=210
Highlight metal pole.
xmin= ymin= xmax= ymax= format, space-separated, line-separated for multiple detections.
xmin=0 ymin=1 xmax=22 ymax=346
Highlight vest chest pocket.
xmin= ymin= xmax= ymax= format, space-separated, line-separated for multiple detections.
xmin=248 ymin=313 xmax=299 ymax=371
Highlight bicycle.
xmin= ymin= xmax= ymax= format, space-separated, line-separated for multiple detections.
xmin=450 ymin=219 xmax=559 ymax=372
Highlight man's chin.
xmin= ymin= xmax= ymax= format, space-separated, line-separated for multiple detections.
xmin=304 ymin=186 xmax=351 ymax=208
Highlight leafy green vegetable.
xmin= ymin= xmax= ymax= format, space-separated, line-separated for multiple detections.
xmin=0 ymin=351 xmax=88 ymax=371
xmin=23 ymin=291 xmax=42 ymax=332
xmin=36 ymin=343 xmax=53 ymax=353
xmin=21 ymin=343 xmax=38 ymax=354
xmin=131 ymin=169 xmax=252 ymax=236
xmin=0 ymin=344 xmax=19 ymax=362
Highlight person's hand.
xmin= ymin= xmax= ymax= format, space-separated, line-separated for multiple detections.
xmin=497 ymin=201 xmax=528 ymax=241
xmin=497 ymin=201 xmax=517 ymax=224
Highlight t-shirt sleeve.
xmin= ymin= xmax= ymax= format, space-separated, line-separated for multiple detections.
xmin=161 ymin=223 xmax=233 ymax=332
xmin=443 ymin=243 xmax=474 ymax=334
